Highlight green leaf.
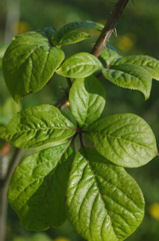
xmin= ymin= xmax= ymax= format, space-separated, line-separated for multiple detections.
xmin=57 ymin=31 xmax=90 ymax=46
xmin=102 ymin=64 xmax=152 ymax=100
xmin=114 ymin=55 xmax=159 ymax=81
xmin=8 ymin=143 xmax=74 ymax=231
xmin=4 ymin=104 xmax=76 ymax=149
xmin=100 ymin=45 xmax=120 ymax=66
xmin=53 ymin=20 xmax=104 ymax=44
xmin=69 ymin=76 xmax=106 ymax=127
xmin=57 ymin=52 xmax=102 ymax=78
xmin=67 ymin=149 xmax=144 ymax=241
xmin=3 ymin=31 xmax=65 ymax=101
xmin=86 ymin=113 xmax=157 ymax=168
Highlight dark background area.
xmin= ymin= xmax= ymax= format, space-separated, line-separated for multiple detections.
xmin=0 ymin=0 xmax=159 ymax=241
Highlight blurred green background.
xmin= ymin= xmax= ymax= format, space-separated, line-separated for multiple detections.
xmin=0 ymin=0 xmax=159 ymax=241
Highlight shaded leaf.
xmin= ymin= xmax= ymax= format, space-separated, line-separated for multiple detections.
xmin=57 ymin=31 xmax=90 ymax=46
xmin=100 ymin=45 xmax=120 ymax=66
xmin=53 ymin=20 xmax=103 ymax=44
xmin=8 ymin=143 xmax=74 ymax=231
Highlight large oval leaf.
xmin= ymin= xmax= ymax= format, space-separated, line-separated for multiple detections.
xmin=102 ymin=64 xmax=152 ymax=100
xmin=69 ymin=76 xmax=106 ymax=127
xmin=86 ymin=113 xmax=157 ymax=167
xmin=67 ymin=149 xmax=144 ymax=241
xmin=8 ymin=143 xmax=74 ymax=231
xmin=3 ymin=31 xmax=65 ymax=101
xmin=3 ymin=104 xmax=76 ymax=149
xmin=114 ymin=55 xmax=159 ymax=81
xmin=56 ymin=52 xmax=102 ymax=78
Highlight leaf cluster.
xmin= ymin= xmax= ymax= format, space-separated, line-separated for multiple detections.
xmin=1 ymin=20 xmax=159 ymax=241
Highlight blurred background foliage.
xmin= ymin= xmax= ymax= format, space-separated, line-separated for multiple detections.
xmin=0 ymin=0 xmax=159 ymax=241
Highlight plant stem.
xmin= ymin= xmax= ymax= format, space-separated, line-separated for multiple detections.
xmin=92 ymin=0 xmax=130 ymax=57
xmin=79 ymin=133 xmax=85 ymax=150
xmin=0 ymin=148 xmax=23 ymax=241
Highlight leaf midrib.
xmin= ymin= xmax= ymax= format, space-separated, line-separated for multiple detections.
xmin=84 ymin=156 xmax=118 ymax=241
xmin=110 ymin=65 xmax=148 ymax=91
xmin=87 ymin=130 xmax=155 ymax=152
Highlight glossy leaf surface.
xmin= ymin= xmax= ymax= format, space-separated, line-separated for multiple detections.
xmin=4 ymin=105 xmax=76 ymax=149
xmin=102 ymin=64 xmax=152 ymax=100
xmin=69 ymin=76 xmax=106 ymax=127
xmin=57 ymin=52 xmax=102 ymax=78
xmin=8 ymin=143 xmax=74 ymax=230
xmin=67 ymin=149 xmax=144 ymax=241
xmin=87 ymin=113 xmax=157 ymax=167
xmin=114 ymin=55 xmax=159 ymax=81
xmin=3 ymin=31 xmax=65 ymax=101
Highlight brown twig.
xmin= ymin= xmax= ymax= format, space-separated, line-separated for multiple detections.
xmin=92 ymin=0 xmax=130 ymax=57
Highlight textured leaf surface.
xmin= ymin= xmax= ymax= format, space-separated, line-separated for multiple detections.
xmin=67 ymin=149 xmax=144 ymax=241
xmin=114 ymin=55 xmax=159 ymax=81
xmin=102 ymin=64 xmax=152 ymax=100
xmin=3 ymin=31 xmax=65 ymax=101
xmin=8 ymin=143 xmax=74 ymax=230
xmin=53 ymin=20 xmax=103 ymax=44
xmin=4 ymin=105 xmax=76 ymax=149
xmin=69 ymin=76 xmax=106 ymax=127
xmin=100 ymin=46 xmax=120 ymax=66
xmin=57 ymin=52 xmax=102 ymax=78
xmin=57 ymin=31 xmax=90 ymax=46
xmin=86 ymin=113 xmax=157 ymax=167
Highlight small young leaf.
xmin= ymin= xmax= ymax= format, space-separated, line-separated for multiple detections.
xmin=114 ymin=55 xmax=159 ymax=81
xmin=102 ymin=64 xmax=152 ymax=100
xmin=8 ymin=143 xmax=74 ymax=231
xmin=69 ymin=76 xmax=106 ymax=127
xmin=67 ymin=149 xmax=144 ymax=241
xmin=53 ymin=20 xmax=104 ymax=44
xmin=100 ymin=45 xmax=120 ymax=66
xmin=3 ymin=31 xmax=65 ymax=101
xmin=56 ymin=52 xmax=102 ymax=78
xmin=86 ymin=113 xmax=157 ymax=168
xmin=57 ymin=31 xmax=90 ymax=46
xmin=4 ymin=105 xmax=76 ymax=149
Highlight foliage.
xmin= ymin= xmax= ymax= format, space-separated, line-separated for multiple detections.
xmin=1 ymin=17 xmax=159 ymax=241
